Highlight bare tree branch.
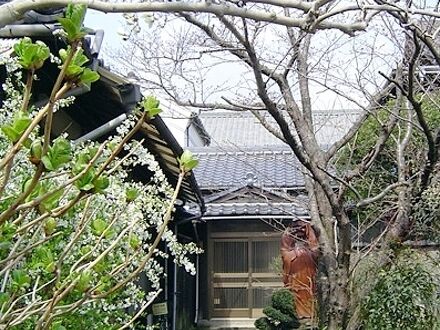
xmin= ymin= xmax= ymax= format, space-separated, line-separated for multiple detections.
xmin=0 ymin=0 xmax=367 ymax=32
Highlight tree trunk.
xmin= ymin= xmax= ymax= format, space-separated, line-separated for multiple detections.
xmin=327 ymin=266 xmax=350 ymax=329
xmin=308 ymin=180 xmax=352 ymax=329
xmin=316 ymin=251 xmax=351 ymax=329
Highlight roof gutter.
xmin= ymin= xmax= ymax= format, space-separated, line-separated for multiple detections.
xmin=151 ymin=116 xmax=206 ymax=213
xmin=0 ymin=24 xmax=99 ymax=38
xmin=0 ymin=23 xmax=58 ymax=37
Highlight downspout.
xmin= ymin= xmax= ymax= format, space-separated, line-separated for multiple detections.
xmin=194 ymin=233 xmax=200 ymax=324
xmin=90 ymin=29 xmax=104 ymax=57
xmin=73 ymin=113 xmax=127 ymax=144
xmin=172 ymin=224 xmax=178 ymax=330
xmin=192 ymin=219 xmax=202 ymax=325
xmin=172 ymin=214 xmax=203 ymax=329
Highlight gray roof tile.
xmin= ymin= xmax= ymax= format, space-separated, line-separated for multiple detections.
xmin=205 ymin=202 xmax=308 ymax=217
xmin=192 ymin=147 xmax=304 ymax=189
xmin=199 ymin=110 xmax=360 ymax=148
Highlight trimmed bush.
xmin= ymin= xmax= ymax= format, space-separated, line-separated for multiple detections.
xmin=255 ymin=289 xmax=300 ymax=330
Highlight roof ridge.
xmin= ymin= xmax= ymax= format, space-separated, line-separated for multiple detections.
xmin=190 ymin=146 xmax=294 ymax=153
xmin=199 ymin=109 xmax=363 ymax=118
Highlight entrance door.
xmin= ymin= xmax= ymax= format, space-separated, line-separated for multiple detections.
xmin=211 ymin=238 xmax=282 ymax=318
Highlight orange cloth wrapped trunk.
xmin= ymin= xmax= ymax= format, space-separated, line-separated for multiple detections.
xmin=280 ymin=222 xmax=318 ymax=319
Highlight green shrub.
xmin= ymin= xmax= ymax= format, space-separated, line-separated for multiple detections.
xmin=271 ymin=289 xmax=297 ymax=318
xmin=360 ymin=250 xmax=439 ymax=330
xmin=255 ymin=289 xmax=299 ymax=330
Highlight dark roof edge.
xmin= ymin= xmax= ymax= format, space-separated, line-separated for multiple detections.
xmin=188 ymin=112 xmax=211 ymax=145
xmin=151 ymin=115 xmax=206 ymax=213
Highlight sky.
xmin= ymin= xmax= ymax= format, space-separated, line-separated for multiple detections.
xmin=81 ymin=6 xmax=413 ymax=145
xmin=84 ymin=8 xmax=392 ymax=113
xmin=85 ymin=10 xmax=124 ymax=53
xmin=85 ymin=10 xmax=198 ymax=145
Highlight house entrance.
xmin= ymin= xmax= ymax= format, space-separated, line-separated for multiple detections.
xmin=210 ymin=237 xmax=283 ymax=318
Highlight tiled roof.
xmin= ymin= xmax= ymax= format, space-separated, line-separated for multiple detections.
xmin=192 ymin=147 xmax=304 ymax=189
xmin=198 ymin=110 xmax=360 ymax=148
xmin=204 ymin=202 xmax=308 ymax=217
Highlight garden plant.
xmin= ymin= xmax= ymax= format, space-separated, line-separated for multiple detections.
xmin=0 ymin=4 xmax=200 ymax=329
xmin=255 ymin=289 xmax=300 ymax=330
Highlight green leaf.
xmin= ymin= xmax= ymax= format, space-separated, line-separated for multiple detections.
xmin=179 ymin=149 xmax=193 ymax=164
xmin=23 ymin=179 xmax=46 ymax=203
xmin=93 ymin=260 xmax=108 ymax=274
xmin=59 ymin=47 xmax=90 ymax=81
xmin=125 ymin=187 xmax=139 ymax=202
xmin=1 ymin=111 xmax=31 ymax=143
xmin=58 ymin=17 xmax=77 ymax=40
xmin=72 ymin=147 xmax=98 ymax=174
xmin=142 ymin=96 xmax=162 ymax=117
xmin=65 ymin=64 xmax=83 ymax=79
xmin=93 ymin=175 xmax=109 ymax=193
xmin=91 ymin=218 xmax=107 ymax=236
xmin=95 ymin=275 xmax=112 ymax=293
xmin=40 ymin=188 xmax=64 ymax=212
xmin=80 ymin=68 xmax=100 ymax=87
xmin=69 ymin=48 xmax=89 ymax=66
xmin=11 ymin=269 xmax=31 ymax=291
xmin=144 ymin=95 xmax=160 ymax=110
xmin=41 ymin=137 xmax=72 ymax=171
xmin=58 ymin=48 xmax=68 ymax=62
xmin=44 ymin=218 xmax=57 ymax=236
xmin=178 ymin=150 xmax=199 ymax=171
xmin=13 ymin=37 xmax=50 ymax=70
xmin=33 ymin=246 xmax=55 ymax=273
xmin=75 ymin=169 xmax=95 ymax=191
xmin=58 ymin=4 xmax=87 ymax=42
xmin=1 ymin=126 xmax=20 ymax=143
xmin=29 ymin=139 xmax=43 ymax=164
xmin=80 ymin=245 xmax=92 ymax=256
xmin=76 ymin=271 xmax=91 ymax=292
xmin=72 ymin=148 xmax=105 ymax=191
xmin=12 ymin=112 xmax=32 ymax=132
xmin=184 ymin=159 xmax=199 ymax=171
xmin=40 ymin=157 xmax=55 ymax=172
xmin=0 ymin=292 xmax=10 ymax=306
xmin=51 ymin=322 xmax=67 ymax=330
xmin=129 ymin=234 xmax=141 ymax=250
xmin=66 ymin=4 xmax=87 ymax=30
xmin=0 ymin=222 xmax=16 ymax=241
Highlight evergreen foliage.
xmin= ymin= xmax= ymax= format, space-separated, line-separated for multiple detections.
xmin=255 ymin=289 xmax=300 ymax=330
xmin=360 ymin=250 xmax=439 ymax=330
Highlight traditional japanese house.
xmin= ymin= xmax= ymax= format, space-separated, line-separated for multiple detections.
xmin=187 ymin=110 xmax=358 ymax=329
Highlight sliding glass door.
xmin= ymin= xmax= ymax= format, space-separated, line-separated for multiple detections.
xmin=211 ymin=238 xmax=282 ymax=318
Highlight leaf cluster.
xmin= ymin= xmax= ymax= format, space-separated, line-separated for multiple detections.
xmin=59 ymin=47 xmax=99 ymax=87
xmin=41 ymin=137 xmax=72 ymax=171
xmin=13 ymin=37 xmax=50 ymax=70
xmin=57 ymin=4 xmax=87 ymax=42
xmin=142 ymin=95 xmax=162 ymax=118
xmin=71 ymin=147 xmax=109 ymax=192
xmin=178 ymin=149 xmax=199 ymax=172
xmin=1 ymin=111 xmax=31 ymax=143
